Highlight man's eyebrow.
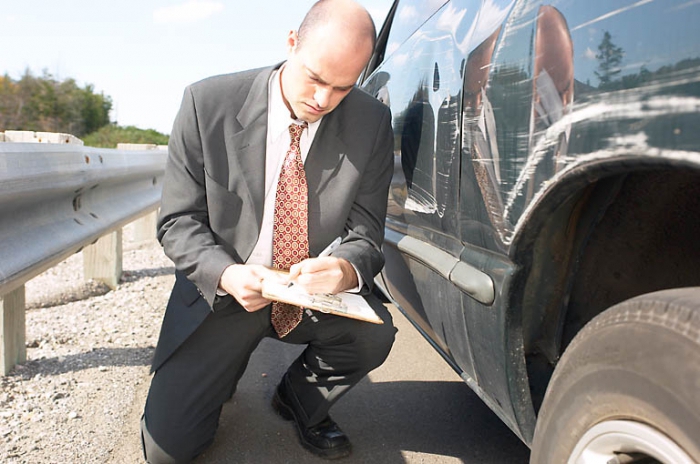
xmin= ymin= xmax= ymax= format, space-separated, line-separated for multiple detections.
xmin=306 ymin=67 xmax=354 ymax=91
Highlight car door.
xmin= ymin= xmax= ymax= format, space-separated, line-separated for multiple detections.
xmin=363 ymin=0 xmax=483 ymax=382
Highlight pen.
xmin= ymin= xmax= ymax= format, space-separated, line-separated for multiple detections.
xmin=318 ymin=236 xmax=342 ymax=258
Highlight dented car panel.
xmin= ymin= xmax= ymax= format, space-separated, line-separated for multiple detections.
xmin=363 ymin=0 xmax=700 ymax=446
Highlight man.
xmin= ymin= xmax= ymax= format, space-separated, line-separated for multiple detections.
xmin=140 ymin=0 xmax=396 ymax=462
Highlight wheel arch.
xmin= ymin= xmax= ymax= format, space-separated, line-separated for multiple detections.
xmin=506 ymin=154 xmax=700 ymax=418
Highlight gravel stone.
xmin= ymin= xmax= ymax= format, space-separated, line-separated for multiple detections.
xmin=1 ymin=223 xmax=175 ymax=463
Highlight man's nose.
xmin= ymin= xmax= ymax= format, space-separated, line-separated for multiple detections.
xmin=314 ymin=86 xmax=331 ymax=109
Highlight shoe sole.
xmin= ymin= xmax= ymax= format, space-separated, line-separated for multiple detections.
xmin=272 ymin=391 xmax=352 ymax=460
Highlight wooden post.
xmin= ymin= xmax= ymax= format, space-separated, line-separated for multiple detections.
xmin=133 ymin=210 xmax=158 ymax=243
xmin=83 ymin=229 xmax=123 ymax=290
xmin=1 ymin=285 xmax=26 ymax=375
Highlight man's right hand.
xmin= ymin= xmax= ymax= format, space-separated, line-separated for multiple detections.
xmin=218 ymin=264 xmax=284 ymax=312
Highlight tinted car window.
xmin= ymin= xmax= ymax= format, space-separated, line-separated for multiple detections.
xmin=384 ymin=0 xmax=450 ymax=59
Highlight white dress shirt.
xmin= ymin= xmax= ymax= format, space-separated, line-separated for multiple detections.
xmin=246 ymin=67 xmax=322 ymax=266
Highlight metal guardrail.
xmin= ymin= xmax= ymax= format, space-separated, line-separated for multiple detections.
xmin=0 ymin=142 xmax=167 ymax=297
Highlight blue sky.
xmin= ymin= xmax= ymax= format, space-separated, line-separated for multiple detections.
xmin=1 ymin=0 xmax=394 ymax=135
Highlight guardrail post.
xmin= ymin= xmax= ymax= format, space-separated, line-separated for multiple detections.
xmin=83 ymin=229 xmax=123 ymax=290
xmin=1 ymin=285 xmax=26 ymax=375
xmin=133 ymin=210 xmax=158 ymax=243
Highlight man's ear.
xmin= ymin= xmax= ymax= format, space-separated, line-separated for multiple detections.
xmin=287 ymin=30 xmax=299 ymax=54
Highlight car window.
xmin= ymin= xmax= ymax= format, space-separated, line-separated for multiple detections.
xmin=385 ymin=0 xmax=450 ymax=59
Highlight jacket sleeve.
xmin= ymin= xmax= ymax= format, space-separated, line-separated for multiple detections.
xmin=157 ymin=86 xmax=236 ymax=307
xmin=332 ymin=104 xmax=394 ymax=295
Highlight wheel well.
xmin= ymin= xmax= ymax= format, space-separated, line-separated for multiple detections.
xmin=520 ymin=167 xmax=700 ymax=412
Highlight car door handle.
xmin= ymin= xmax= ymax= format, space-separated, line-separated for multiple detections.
xmin=396 ymin=235 xmax=495 ymax=305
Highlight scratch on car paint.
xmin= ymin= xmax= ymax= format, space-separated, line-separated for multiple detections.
xmin=502 ymin=94 xmax=700 ymax=227
xmin=510 ymin=142 xmax=700 ymax=240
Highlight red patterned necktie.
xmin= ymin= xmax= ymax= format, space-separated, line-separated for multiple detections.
xmin=271 ymin=122 xmax=309 ymax=337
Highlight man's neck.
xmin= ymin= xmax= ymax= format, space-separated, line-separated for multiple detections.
xmin=277 ymin=64 xmax=297 ymax=120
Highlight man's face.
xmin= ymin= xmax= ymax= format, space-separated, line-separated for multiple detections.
xmin=280 ymin=29 xmax=370 ymax=123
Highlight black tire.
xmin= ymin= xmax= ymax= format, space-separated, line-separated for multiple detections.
xmin=530 ymin=287 xmax=700 ymax=463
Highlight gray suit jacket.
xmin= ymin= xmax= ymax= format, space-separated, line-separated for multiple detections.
xmin=151 ymin=64 xmax=394 ymax=371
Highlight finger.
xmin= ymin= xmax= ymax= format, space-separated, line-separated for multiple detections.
xmin=287 ymin=263 xmax=303 ymax=282
xmin=298 ymin=257 xmax=334 ymax=273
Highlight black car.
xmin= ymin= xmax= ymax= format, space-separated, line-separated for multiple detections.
xmin=361 ymin=1 xmax=700 ymax=462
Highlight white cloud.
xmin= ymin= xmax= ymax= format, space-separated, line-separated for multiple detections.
xmin=584 ymin=47 xmax=597 ymax=60
xmin=153 ymin=1 xmax=224 ymax=25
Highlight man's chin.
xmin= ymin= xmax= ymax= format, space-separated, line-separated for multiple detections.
xmin=297 ymin=105 xmax=327 ymax=123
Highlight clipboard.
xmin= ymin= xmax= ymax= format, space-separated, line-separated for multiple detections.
xmin=262 ymin=279 xmax=383 ymax=325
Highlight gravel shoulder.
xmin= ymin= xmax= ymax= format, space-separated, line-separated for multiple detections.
xmin=1 ymin=225 xmax=173 ymax=463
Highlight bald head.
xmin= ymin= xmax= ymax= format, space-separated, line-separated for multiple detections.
xmin=297 ymin=0 xmax=376 ymax=58
xmin=279 ymin=0 xmax=377 ymax=122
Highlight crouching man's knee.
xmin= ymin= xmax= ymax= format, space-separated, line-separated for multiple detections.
xmin=141 ymin=415 xmax=213 ymax=464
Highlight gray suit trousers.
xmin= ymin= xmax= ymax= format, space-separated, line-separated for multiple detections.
xmin=141 ymin=293 xmax=396 ymax=463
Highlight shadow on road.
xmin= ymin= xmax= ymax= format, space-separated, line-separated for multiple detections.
xmin=9 ymin=347 xmax=154 ymax=379
xmin=200 ymin=335 xmax=530 ymax=464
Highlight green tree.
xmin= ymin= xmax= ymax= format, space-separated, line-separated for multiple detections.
xmin=0 ymin=69 xmax=112 ymax=137
xmin=80 ymin=84 xmax=112 ymax=135
xmin=82 ymin=124 xmax=169 ymax=148
xmin=0 ymin=74 xmax=19 ymax=130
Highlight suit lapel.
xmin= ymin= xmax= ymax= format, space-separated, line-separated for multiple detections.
xmin=305 ymin=109 xmax=350 ymax=200
xmin=226 ymin=66 xmax=278 ymax=229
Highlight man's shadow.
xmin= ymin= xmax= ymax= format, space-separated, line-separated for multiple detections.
xmin=200 ymin=336 xmax=530 ymax=463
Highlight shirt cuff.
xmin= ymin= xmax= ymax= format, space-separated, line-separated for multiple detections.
xmin=346 ymin=263 xmax=363 ymax=293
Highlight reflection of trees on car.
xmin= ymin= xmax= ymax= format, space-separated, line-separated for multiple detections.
xmin=595 ymin=30 xmax=624 ymax=87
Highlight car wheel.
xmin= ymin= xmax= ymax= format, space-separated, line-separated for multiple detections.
xmin=530 ymin=287 xmax=700 ymax=463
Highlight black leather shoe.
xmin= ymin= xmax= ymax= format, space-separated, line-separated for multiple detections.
xmin=272 ymin=377 xmax=352 ymax=460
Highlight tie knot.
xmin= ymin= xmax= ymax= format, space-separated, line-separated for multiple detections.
xmin=288 ymin=122 xmax=307 ymax=142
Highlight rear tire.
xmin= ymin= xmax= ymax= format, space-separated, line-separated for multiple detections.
xmin=530 ymin=287 xmax=700 ymax=463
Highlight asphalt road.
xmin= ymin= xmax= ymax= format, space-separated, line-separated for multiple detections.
xmin=198 ymin=304 xmax=531 ymax=463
